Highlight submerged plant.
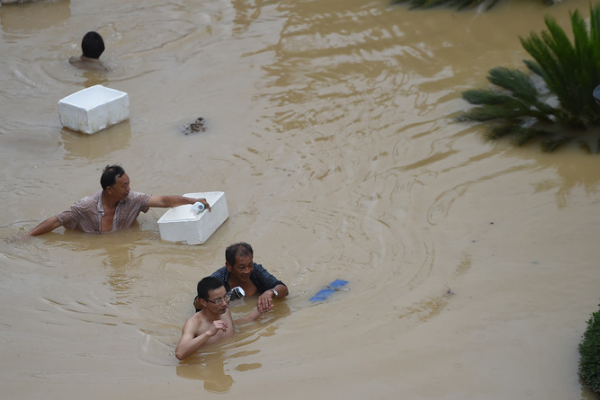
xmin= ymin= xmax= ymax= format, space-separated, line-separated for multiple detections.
xmin=393 ymin=0 xmax=560 ymax=11
xmin=457 ymin=4 xmax=600 ymax=152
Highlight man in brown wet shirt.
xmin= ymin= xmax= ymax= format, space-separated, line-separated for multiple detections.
xmin=26 ymin=165 xmax=210 ymax=236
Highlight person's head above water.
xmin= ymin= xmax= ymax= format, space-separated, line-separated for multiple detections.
xmin=69 ymin=31 xmax=109 ymax=71
xmin=100 ymin=165 xmax=125 ymax=190
xmin=225 ymin=242 xmax=253 ymax=267
xmin=197 ymin=276 xmax=225 ymax=301
xmin=81 ymin=31 xmax=105 ymax=59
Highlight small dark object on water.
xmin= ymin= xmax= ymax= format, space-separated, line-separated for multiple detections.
xmin=183 ymin=117 xmax=206 ymax=135
xmin=445 ymin=285 xmax=455 ymax=296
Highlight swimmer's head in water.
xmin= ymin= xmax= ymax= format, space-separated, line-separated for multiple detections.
xmin=81 ymin=31 xmax=105 ymax=59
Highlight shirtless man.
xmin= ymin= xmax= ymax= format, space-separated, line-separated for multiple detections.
xmin=25 ymin=164 xmax=210 ymax=236
xmin=69 ymin=31 xmax=108 ymax=71
xmin=175 ymin=276 xmax=269 ymax=360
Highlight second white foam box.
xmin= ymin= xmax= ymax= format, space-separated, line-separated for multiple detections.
xmin=157 ymin=192 xmax=229 ymax=245
xmin=58 ymin=85 xmax=129 ymax=134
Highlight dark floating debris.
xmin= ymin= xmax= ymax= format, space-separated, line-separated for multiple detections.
xmin=183 ymin=117 xmax=206 ymax=135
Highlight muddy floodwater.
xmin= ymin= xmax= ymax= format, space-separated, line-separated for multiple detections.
xmin=0 ymin=0 xmax=598 ymax=399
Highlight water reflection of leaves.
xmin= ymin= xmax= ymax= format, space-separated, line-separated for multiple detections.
xmin=528 ymin=151 xmax=600 ymax=208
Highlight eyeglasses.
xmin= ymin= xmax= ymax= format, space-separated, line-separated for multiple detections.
xmin=204 ymin=287 xmax=245 ymax=305
xmin=205 ymin=297 xmax=227 ymax=305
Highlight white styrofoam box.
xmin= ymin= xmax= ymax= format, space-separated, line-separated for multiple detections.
xmin=157 ymin=192 xmax=228 ymax=245
xmin=58 ymin=85 xmax=129 ymax=134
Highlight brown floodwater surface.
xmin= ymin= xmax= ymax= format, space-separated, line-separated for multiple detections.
xmin=0 ymin=0 xmax=598 ymax=399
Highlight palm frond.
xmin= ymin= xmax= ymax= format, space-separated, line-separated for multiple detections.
xmin=486 ymin=67 xmax=539 ymax=104
xmin=462 ymin=89 xmax=523 ymax=106
xmin=459 ymin=3 xmax=600 ymax=153
xmin=457 ymin=104 xmax=529 ymax=122
xmin=521 ymin=5 xmax=600 ymax=122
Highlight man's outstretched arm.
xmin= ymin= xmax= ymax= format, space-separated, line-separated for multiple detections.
xmin=235 ymin=306 xmax=271 ymax=325
xmin=147 ymin=195 xmax=211 ymax=211
xmin=27 ymin=216 xmax=62 ymax=237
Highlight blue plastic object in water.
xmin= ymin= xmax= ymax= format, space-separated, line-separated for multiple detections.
xmin=310 ymin=279 xmax=349 ymax=302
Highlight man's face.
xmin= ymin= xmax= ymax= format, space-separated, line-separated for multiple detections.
xmin=227 ymin=254 xmax=253 ymax=283
xmin=108 ymin=173 xmax=130 ymax=200
xmin=205 ymin=286 xmax=228 ymax=314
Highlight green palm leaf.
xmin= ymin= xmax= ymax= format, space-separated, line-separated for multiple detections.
xmin=459 ymin=3 xmax=600 ymax=152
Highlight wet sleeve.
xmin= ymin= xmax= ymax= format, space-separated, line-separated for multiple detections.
xmin=56 ymin=206 xmax=80 ymax=231
xmin=55 ymin=197 xmax=99 ymax=233
xmin=130 ymin=191 xmax=151 ymax=214
xmin=252 ymin=264 xmax=286 ymax=293
xmin=210 ymin=267 xmax=231 ymax=291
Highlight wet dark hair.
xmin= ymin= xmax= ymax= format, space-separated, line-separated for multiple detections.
xmin=81 ymin=31 xmax=105 ymax=59
xmin=100 ymin=165 xmax=125 ymax=190
xmin=197 ymin=276 xmax=224 ymax=301
xmin=225 ymin=242 xmax=253 ymax=267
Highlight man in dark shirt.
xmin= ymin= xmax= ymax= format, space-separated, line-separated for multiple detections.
xmin=194 ymin=242 xmax=288 ymax=313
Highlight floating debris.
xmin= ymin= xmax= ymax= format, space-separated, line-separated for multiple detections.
xmin=310 ymin=279 xmax=349 ymax=302
xmin=183 ymin=117 xmax=206 ymax=135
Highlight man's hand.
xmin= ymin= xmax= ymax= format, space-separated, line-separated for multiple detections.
xmin=194 ymin=198 xmax=211 ymax=211
xmin=207 ymin=320 xmax=228 ymax=336
xmin=4 ymin=233 xmax=29 ymax=243
xmin=257 ymin=291 xmax=276 ymax=313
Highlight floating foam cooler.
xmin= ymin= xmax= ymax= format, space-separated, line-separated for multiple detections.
xmin=157 ymin=192 xmax=228 ymax=245
xmin=58 ymin=85 xmax=129 ymax=134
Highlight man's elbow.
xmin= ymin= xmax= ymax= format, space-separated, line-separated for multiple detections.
xmin=175 ymin=348 xmax=188 ymax=360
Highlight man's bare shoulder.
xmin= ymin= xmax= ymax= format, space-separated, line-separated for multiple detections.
xmin=184 ymin=310 xmax=216 ymax=333
xmin=69 ymin=56 xmax=109 ymax=71
xmin=184 ymin=310 xmax=205 ymax=327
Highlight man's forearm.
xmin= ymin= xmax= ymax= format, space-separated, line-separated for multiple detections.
xmin=27 ymin=216 xmax=62 ymax=236
xmin=175 ymin=332 xmax=212 ymax=360
xmin=148 ymin=195 xmax=209 ymax=209
xmin=272 ymin=284 xmax=289 ymax=299
xmin=235 ymin=307 xmax=263 ymax=325
xmin=165 ymin=195 xmax=196 ymax=207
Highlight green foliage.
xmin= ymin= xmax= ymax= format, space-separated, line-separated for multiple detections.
xmin=521 ymin=7 xmax=600 ymax=124
xmin=458 ymin=3 xmax=600 ymax=152
xmin=579 ymin=303 xmax=600 ymax=395
xmin=392 ymin=0 xmax=559 ymax=10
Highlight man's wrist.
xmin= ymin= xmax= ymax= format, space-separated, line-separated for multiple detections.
xmin=269 ymin=288 xmax=278 ymax=298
